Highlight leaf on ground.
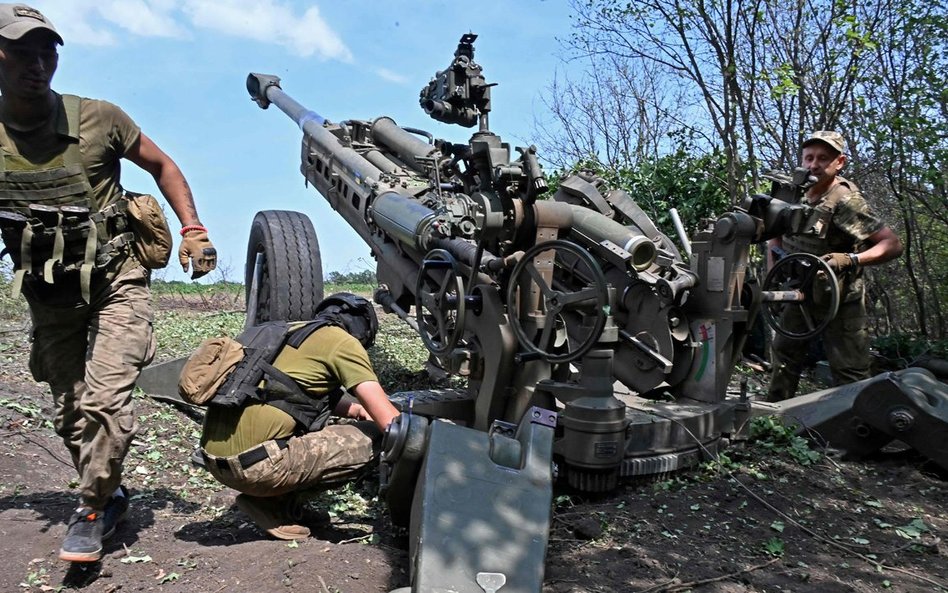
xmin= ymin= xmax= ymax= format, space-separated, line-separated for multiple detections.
xmin=895 ymin=518 xmax=929 ymax=539
xmin=764 ymin=537 xmax=785 ymax=556
xmin=158 ymin=571 xmax=180 ymax=584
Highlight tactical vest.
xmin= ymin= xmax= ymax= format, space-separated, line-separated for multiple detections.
xmin=211 ymin=319 xmax=347 ymax=433
xmin=781 ymin=179 xmax=854 ymax=256
xmin=0 ymin=95 xmax=133 ymax=302
xmin=782 ymin=178 xmax=864 ymax=302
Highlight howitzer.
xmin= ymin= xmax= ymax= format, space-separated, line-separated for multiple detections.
xmin=234 ymin=34 xmax=948 ymax=593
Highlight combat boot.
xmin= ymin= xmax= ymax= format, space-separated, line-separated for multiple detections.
xmin=235 ymin=493 xmax=317 ymax=540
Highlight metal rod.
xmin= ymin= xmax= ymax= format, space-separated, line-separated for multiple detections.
xmin=669 ymin=207 xmax=692 ymax=258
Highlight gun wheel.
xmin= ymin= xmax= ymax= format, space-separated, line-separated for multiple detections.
xmin=761 ymin=252 xmax=840 ymax=340
xmin=415 ymin=249 xmax=466 ymax=356
xmin=506 ymin=239 xmax=609 ymax=364
xmin=245 ymin=210 xmax=324 ymax=325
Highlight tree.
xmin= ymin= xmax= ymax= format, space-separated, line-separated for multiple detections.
xmin=537 ymin=0 xmax=948 ymax=340
xmin=532 ymin=51 xmax=691 ymax=169
xmin=561 ymin=0 xmax=764 ymax=197
xmin=852 ymin=0 xmax=948 ymax=337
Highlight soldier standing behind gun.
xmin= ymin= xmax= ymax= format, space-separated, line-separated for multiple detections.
xmin=0 ymin=3 xmax=217 ymax=562
xmin=766 ymin=131 xmax=902 ymax=402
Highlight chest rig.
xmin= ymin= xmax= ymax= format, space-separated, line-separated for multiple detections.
xmin=212 ymin=320 xmax=346 ymax=433
xmin=781 ymin=180 xmax=852 ymax=256
xmin=0 ymin=95 xmax=133 ymax=302
xmin=782 ymin=179 xmax=865 ymax=301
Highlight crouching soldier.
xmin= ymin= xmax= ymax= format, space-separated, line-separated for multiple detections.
xmin=180 ymin=293 xmax=400 ymax=539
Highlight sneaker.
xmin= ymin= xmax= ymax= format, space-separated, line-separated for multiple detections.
xmin=59 ymin=507 xmax=104 ymax=562
xmin=235 ymin=494 xmax=311 ymax=540
xmin=102 ymin=486 xmax=130 ymax=540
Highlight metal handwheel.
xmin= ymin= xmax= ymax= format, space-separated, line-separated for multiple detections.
xmin=506 ymin=239 xmax=609 ymax=363
xmin=761 ymin=252 xmax=841 ymax=340
xmin=415 ymin=249 xmax=467 ymax=355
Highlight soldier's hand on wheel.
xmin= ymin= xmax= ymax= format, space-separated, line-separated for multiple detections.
xmin=821 ymin=252 xmax=857 ymax=273
xmin=179 ymin=226 xmax=218 ymax=280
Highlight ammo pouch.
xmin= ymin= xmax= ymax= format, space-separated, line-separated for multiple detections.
xmin=795 ymin=202 xmax=834 ymax=239
xmin=125 ymin=192 xmax=172 ymax=269
xmin=178 ymin=336 xmax=245 ymax=405
xmin=0 ymin=201 xmax=133 ymax=302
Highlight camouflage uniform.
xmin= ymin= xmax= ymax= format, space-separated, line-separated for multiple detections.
xmin=200 ymin=326 xmax=381 ymax=503
xmin=768 ymin=177 xmax=885 ymax=402
xmin=0 ymin=95 xmax=155 ymax=509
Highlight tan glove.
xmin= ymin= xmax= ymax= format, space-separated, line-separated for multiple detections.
xmin=179 ymin=227 xmax=217 ymax=280
xmin=821 ymin=252 xmax=858 ymax=273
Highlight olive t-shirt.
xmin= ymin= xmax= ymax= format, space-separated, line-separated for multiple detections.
xmin=200 ymin=325 xmax=379 ymax=457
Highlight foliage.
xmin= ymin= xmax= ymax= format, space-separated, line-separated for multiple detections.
xmin=151 ymin=280 xmax=242 ymax=296
xmin=0 ymin=397 xmax=52 ymax=430
xmin=153 ymin=309 xmax=245 ymax=361
xmin=749 ymin=416 xmax=822 ymax=466
xmin=555 ymin=143 xmax=734 ymax=240
xmin=872 ymin=333 xmax=948 ymax=366
xmin=546 ymin=0 xmax=948 ymax=339
xmin=307 ymin=478 xmax=380 ymax=521
xmin=325 ymin=269 xmax=376 ymax=286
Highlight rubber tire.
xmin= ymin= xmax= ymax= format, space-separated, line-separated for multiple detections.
xmin=244 ymin=210 xmax=324 ymax=324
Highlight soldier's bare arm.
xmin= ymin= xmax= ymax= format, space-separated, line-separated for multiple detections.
xmin=350 ymin=380 xmax=400 ymax=431
xmin=855 ymin=226 xmax=903 ymax=266
xmin=124 ymin=133 xmax=201 ymax=227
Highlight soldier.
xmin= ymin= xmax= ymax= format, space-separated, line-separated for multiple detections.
xmin=767 ymin=131 xmax=902 ymax=402
xmin=196 ymin=294 xmax=400 ymax=540
xmin=0 ymin=4 xmax=217 ymax=562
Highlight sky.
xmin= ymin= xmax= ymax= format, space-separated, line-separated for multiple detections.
xmin=32 ymin=0 xmax=577 ymax=283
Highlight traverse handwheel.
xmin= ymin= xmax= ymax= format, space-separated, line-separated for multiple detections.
xmin=415 ymin=249 xmax=467 ymax=355
xmin=506 ymin=240 xmax=609 ymax=363
xmin=761 ymin=252 xmax=840 ymax=340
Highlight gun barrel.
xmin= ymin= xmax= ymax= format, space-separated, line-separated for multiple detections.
xmin=247 ymin=73 xmax=383 ymax=186
xmin=371 ymin=117 xmax=440 ymax=172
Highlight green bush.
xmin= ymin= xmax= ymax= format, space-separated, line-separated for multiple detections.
xmin=749 ymin=416 xmax=821 ymax=466
xmin=873 ymin=333 xmax=948 ymax=366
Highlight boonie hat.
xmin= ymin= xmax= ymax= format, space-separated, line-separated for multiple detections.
xmin=0 ymin=3 xmax=63 ymax=45
xmin=802 ymin=131 xmax=846 ymax=155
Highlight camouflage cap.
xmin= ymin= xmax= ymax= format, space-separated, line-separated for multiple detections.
xmin=0 ymin=3 xmax=62 ymax=45
xmin=802 ymin=131 xmax=846 ymax=155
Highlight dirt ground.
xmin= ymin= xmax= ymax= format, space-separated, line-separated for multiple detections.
xmin=0 ymin=296 xmax=945 ymax=593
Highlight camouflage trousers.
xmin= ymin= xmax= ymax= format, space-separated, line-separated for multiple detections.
xmin=202 ymin=422 xmax=381 ymax=499
xmin=768 ymin=296 xmax=871 ymax=402
xmin=27 ymin=266 xmax=156 ymax=509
